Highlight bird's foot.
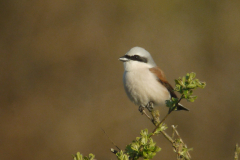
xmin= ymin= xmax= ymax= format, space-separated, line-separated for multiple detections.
xmin=138 ymin=105 xmax=145 ymax=114
xmin=146 ymin=101 xmax=154 ymax=112
xmin=139 ymin=105 xmax=154 ymax=122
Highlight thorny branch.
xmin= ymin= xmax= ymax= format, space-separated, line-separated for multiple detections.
xmin=140 ymin=98 xmax=192 ymax=160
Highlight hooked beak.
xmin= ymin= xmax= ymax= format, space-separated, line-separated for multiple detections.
xmin=119 ymin=55 xmax=129 ymax=62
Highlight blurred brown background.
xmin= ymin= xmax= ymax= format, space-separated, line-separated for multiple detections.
xmin=1 ymin=1 xmax=240 ymax=159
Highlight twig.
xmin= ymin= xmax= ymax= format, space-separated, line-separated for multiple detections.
xmin=141 ymin=110 xmax=153 ymax=122
xmin=151 ymin=95 xmax=184 ymax=136
xmin=140 ymin=96 xmax=192 ymax=159
xmin=235 ymin=144 xmax=240 ymax=160
xmin=141 ymin=108 xmax=174 ymax=143
xmin=101 ymin=128 xmax=121 ymax=151
xmin=110 ymin=148 xmax=118 ymax=154
xmin=172 ymin=125 xmax=191 ymax=159
xmin=161 ymin=130 xmax=174 ymax=143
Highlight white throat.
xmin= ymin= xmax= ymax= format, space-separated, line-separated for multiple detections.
xmin=123 ymin=61 xmax=153 ymax=72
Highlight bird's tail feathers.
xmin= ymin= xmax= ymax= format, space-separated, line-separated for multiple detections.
xmin=176 ymin=103 xmax=189 ymax=111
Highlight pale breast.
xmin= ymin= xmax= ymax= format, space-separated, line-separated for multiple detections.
xmin=123 ymin=68 xmax=170 ymax=107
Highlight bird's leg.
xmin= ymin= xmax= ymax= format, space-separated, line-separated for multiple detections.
xmin=146 ymin=101 xmax=154 ymax=112
xmin=138 ymin=105 xmax=145 ymax=114
xmin=146 ymin=101 xmax=161 ymax=125
xmin=139 ymin=105 xmax=153 ymax=121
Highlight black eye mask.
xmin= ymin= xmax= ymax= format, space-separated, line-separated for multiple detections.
xmin=124 ymin=55 xmax=148 ymax=63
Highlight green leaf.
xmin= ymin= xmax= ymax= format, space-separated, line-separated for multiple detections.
xmin=186 ymin=73 xmax=190 ymax=81
xmin=179 ymin=80 xmax=186 ymax=87
xmin=186 ymin=98 xmax=193 ymax=102
xmin=116 ymin=150 xmax=129 ymax=160
xmin=174 ymin=84 xmax=181 ymax=92
xmin=154 ymin=146 xmax=161 ymax=152
xmin=140 ymin=129 xmax=148 ymax=136
xmin=171 ymin=97 xmax=179 ymax=103
xmin=147 ymin=152 xmax=154 ymax=159
xmin=175 ymin=79 xmax=181 ymax=85
xmin=183 ymin=90 xmax=188 ymax=96
xmin=148 ymin=137 xmax=154 ymax=144
xmin=88 ymin=154 xmax=95 ymax=160
xmin=165 ymin=100 xmax=172 ymax=108
xmin=131 ymin=142 xmax=139 ymax=151
xmin=140 ymin=136 xmax=148 ymax=145
xmin=148 ymin=145 xmax=155 ymax=151
xmin=187 ymin=98 xmax=193 ymax=102
xmin=198 ymin=81 xmax=206 ymax=88
xmin=83 ymin=157 xmax=89 ymax=160
xmin=175 ymin=78 xmax=185 ymax=87
xmin=148 ymin=141 xmax=156 ymax=151
xmin=122 ymin=155 xmax=129 ymax=160
xmin=150 ymin=152 xmax=156 ymax=158
xmin=189 ymin=72 xmax=196 ymax=79
xmin=154 ymin=123 xmax=168 ymax=134
xmin=147 ymin=133 xmax=154 ymax=137
xmin=187 ymin=95 xmax=197 ymax=102
xmin=187 ymin=83 xmax=196 ymax=89
xmin=182 ymin=76 xmax=186 ymax=83
xmin=190 ymin=95 xmax=197 ymax=100
xmin=143 ymin=151 xmax=148 ymax=158
xmin=161 ymin=124 xmax=168 ymax=131
xmin=73 ymin=152 xmax=83 ymax=160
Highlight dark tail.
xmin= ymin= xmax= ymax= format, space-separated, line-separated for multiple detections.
xmin=176 ymin=103 xmax=189 ymax=111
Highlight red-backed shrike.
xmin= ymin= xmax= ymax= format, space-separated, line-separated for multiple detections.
xmin=119 ymin=46 xmax=188 ymax=112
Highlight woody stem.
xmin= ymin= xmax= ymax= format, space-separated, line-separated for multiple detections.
xmin=150 ymin=95 xmax=184 ymax=137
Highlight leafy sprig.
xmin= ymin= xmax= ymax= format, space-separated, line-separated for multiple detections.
xmin=72 ymin=152 xmax=95 ymax=160
xmin=166 ymin=72 xmax=206 ymax=112
xmin=73 ymin=72 xmax=207 ymax=160
xmin=116 ymin=129 xmax=162 ymax=160
xmin=174 ymin=72 xmax=206 ymax=102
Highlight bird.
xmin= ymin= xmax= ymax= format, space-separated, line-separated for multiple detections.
xmin=119 ymin=46 xmax=189 ymax=112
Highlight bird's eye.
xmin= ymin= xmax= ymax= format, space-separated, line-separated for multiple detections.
xmin=133 ymin=55 xmax=140 ymax=59
xmin=129 ymin=55 xmax=147 ymax=63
